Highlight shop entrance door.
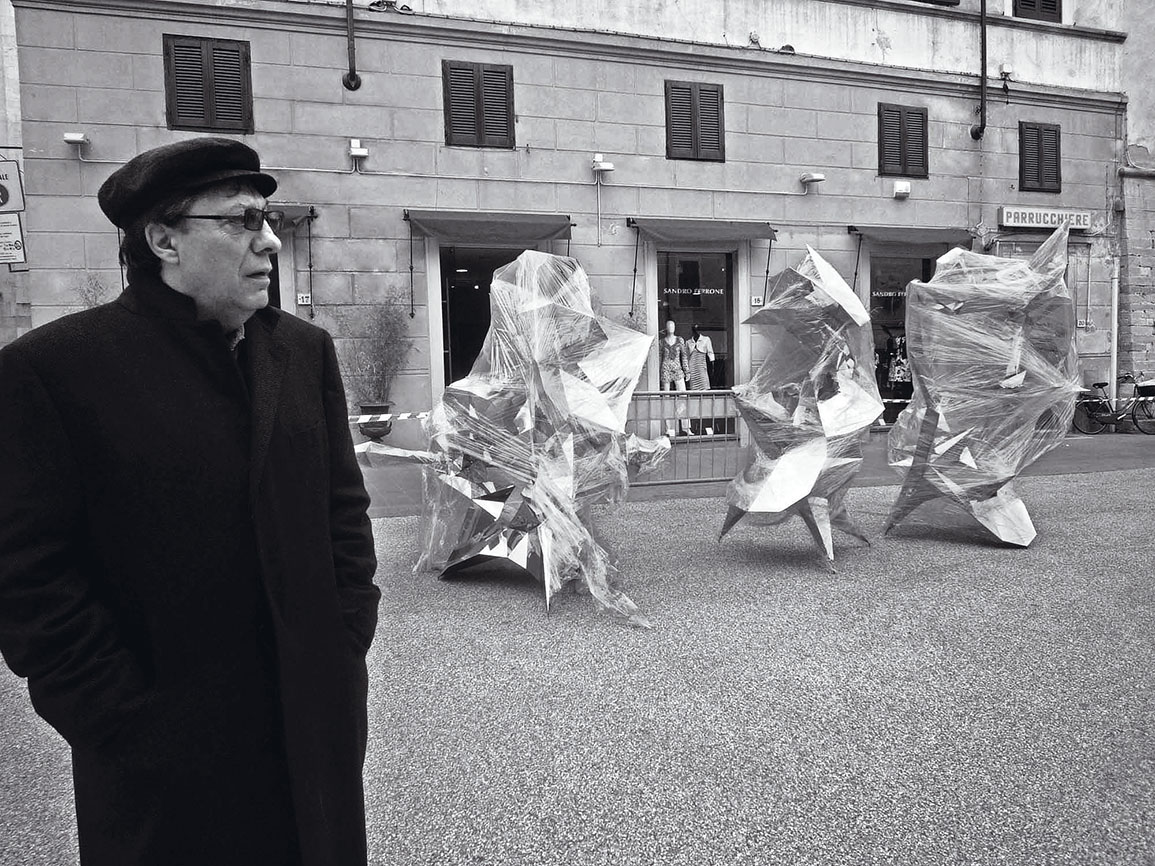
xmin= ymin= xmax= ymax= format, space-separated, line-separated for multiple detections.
xmin=439 ymin=246 xmax=521 ymax=385
xmin=657 ymin=251 xmax=735 ymax=388
xmin=869 ymin=255 xmax=935 ymax=423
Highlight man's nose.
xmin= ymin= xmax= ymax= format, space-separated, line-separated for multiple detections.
xmin=254 ymin=219 xmax=282 ymax=254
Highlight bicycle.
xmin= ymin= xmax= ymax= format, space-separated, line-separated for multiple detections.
xmin=1072 ymin=371 xmax=1155 ymax=435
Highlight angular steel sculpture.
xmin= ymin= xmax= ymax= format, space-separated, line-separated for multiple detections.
xmin=721 ymin=247 xmax=884 ymax=568
xmin=359 ymin=251 xmax=667 ymax=626
xmin=884 ymin=224 xmax=1080 ymax=546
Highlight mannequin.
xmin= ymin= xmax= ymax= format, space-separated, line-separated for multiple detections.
xmin=657 ymin=319 xmax=691 ymax=435
xmin=686 ymin=325 xmax=716 ymax=391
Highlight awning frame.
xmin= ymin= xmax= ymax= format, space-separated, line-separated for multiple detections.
xmin=404 ymin=209 xmax=573 ymax=244
xmin=627 ymin=216 xmax=778 ymax=244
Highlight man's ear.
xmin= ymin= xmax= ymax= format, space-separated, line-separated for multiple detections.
xmin=144 ymin=221 xmax=182 ymax=266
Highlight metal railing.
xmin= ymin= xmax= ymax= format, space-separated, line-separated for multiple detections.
xmin=626 ymin=390 xmax=745 ymax=485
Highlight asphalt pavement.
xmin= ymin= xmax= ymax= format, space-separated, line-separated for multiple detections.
xmin=2 ymin=444 xmax=1153 ymax=865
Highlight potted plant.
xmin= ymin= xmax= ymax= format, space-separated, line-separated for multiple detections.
xmin=340 ymin=295 xmax=414 ymax=440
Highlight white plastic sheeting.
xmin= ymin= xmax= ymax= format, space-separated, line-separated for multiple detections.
xmin=721 ymin=246 xmax=884 ymax=568
xmin=359 ymin=251 xmax=668 ymax=626
xmin=884 ymin=223 xmax=1081 ymax=546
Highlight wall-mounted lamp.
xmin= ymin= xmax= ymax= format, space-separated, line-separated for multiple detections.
xmin=63 ymin=131 xmax=89 ymax=146
xmin=893 ymin=180 xmax=911 ymax=200
xmin=999 ymin=62 xmax=1013 ymax=97
xmin=799 ymin=172 xmax=826 ymax=193
xmin=592 ymin=153 xmax=614 ymax=247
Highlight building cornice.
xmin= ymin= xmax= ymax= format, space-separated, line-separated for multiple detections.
xmin=13 ymin=0 xmax=1126 ymax=113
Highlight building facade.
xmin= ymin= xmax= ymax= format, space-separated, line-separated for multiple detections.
xmin=4 ymin=0 xmax=1136 ymax=434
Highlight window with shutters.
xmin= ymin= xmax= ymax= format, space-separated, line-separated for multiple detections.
xmin=163 ymin=35 xmax=253 ymax=134
xmin=442 ymin=61 xmax=515 ymax=149
xmin=877 ymin=103 xmax=928 ymax=179
xmin=1014 ymin=0 xmax=1061 ymax=23
xmin=1019 ymin=122 xmax=1061 ymax=192
xmin=665 ymin=81 xmax=725 ymax=162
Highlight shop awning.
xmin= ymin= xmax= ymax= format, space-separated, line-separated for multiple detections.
xmin=848 ymin=224 xmax=974 ymax=246
xmin=405 ymin=209 xmax=572 ymax=244
xmin=628 ymin=217 xmax=778 ymax=243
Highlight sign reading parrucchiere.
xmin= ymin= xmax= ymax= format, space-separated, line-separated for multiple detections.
xmin=998 ymin=206 xmax=1092 ymax=230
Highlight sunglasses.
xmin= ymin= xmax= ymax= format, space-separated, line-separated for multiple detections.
xmin=181 ymin=207 xmax=285 ymax=232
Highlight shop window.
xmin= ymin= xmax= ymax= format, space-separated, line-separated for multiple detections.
xmin=657 ymin=251 xmax=733 ymax=388
xmin=878 ymin=103 xmax=928 ymax=178
xmin=1014 ymin=0 xmax=1061 ymax=23
xmin=665 ymin=81 xmax=725 ymax=162
xmin=1019 ymin=122 xmax=1062 ymax=193
xmin=442 ymin=60 xmax=515 ymax=149
xmin=163 ymin=35 xmax=253 ymax=133
xmin=870 ymin=256 xmax=934 ymax=424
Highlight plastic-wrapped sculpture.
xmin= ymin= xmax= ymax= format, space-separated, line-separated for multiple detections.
xmin=360 ymin=251 xmax=667 ymax=626
xmin=884 ymin=223 xmax=1080 ymax=546
xmin=721 ymin=247 xmax=883 ymax=569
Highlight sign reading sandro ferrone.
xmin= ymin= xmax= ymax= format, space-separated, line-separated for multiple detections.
xmin=998 ymin=205 xmax=1092 ymax=230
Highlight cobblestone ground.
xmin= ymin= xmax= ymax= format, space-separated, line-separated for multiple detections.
xmin=2 ymin=469 xmax=1153 ymax=865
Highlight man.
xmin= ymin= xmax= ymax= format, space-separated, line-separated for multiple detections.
xmin=0 ymin=137 xmax=380 ymax=865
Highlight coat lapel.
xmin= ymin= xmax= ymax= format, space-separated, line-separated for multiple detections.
xmin=245 ymin=312 xmax=291 ymax=500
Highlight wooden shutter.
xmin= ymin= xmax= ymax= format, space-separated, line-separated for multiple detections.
xmin=879 ymin=104 xmax=927 ymax=177
xmin=443 ymin=61 xmax=480 ymax=146
xmin=666 ymin=81 xmax=725 ymax=161
xmin=1020 ymin=122 xmax=1061 ymax=192
xmin=666 ymin=82 xmax=695 ymax=159
xmin=480 ymin=65 xmax=514 ymax=147
xmin=1015 ymin=0 xmax=1061 ymax=22
xmin=878 ymin=103 xmax=905 ymax=175
xmin=168 ymin=38 xmax=207 ymax=129
xmin=208 ymin=42 xmax=249 ymax=131
xmin=696 ymin=84 xmax=725 ymax=161
xmin=164 ymin=35 xmax=252 ymax=133
xmin=903 ymin=107 xmax=928 ymax=177
xmin=443 ymin=61 xmax=514 ymax=148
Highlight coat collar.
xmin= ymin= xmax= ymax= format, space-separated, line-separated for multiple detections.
xmin=119 ymin=269 xmax=291 ymax=498
xmin=118 ymin=269 xmax=202 ymax=323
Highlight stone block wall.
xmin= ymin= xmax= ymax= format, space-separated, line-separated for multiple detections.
xmin=10 ymin=0 xmax=1127 ymax=412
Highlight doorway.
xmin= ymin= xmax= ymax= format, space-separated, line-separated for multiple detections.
xmin=439 ymin=246 xmax=522 ymax=385
xmin=869 ymin=255 xmax=934 ymax=423
xmin=657 ymin=250 xmax=735 ymax=388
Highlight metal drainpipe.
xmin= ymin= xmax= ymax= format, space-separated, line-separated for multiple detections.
xmin=342 ymin=0 xmax=362 ymax=91
xmin=969 ymin=0 xmax=987 ymax=140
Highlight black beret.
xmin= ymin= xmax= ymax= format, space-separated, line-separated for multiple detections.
xmin=98 ymin=137 xmax=277 ymax=229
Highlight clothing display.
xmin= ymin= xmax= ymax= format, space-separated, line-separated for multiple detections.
xmin=658 ymin=335 xmax=689 ymax=388
xmin=887 ymin=336 xmax=911 ymax=386
xmin=686 ymin=335 xmax=714 ymax=390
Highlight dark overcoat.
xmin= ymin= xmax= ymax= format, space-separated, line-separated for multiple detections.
xmin=0 ymin=273 xmax=380 ymax=865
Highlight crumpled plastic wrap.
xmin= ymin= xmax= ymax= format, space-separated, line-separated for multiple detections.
xmin=884 ymin=223 xmax=1080 ymax=546
xmin=359 ymin=251 xmax=668 ymax=626
xmin=721 ymin=246 xmax=884 ymax=568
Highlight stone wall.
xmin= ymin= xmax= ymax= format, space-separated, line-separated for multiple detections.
xmin=9 ymin=0 xmax=1127 ymax=410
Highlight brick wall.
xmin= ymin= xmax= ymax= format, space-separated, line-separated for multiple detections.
xmin=1120 ymin=175 xmax=1155 ymax=377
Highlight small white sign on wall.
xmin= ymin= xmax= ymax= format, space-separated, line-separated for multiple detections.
xmin=0 ymin=213 xmax=26 ymax=264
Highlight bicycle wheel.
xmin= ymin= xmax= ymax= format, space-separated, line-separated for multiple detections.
xmin=1073 ymin=400 xmax=1107 ymax=434
xmin=1132 ymin=398 xmax=1155 ymax=434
